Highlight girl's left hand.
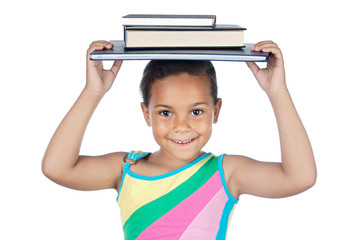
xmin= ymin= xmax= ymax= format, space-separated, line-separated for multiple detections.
xmin=246 ymin=41 xmax=286 ymax=96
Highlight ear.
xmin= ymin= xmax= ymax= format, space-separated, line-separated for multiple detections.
xmin=213 ymin=98 xmax=222 ymax=123
xmin=140 ymin=102 xmax=151 ymax=126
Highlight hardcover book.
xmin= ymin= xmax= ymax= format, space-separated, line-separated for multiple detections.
xmin=122 ymin=14 xmax=216 ymax=27
xmin=90 ymin=41 xmax=268 ymax=62
xmin=124 ymin=25 xmax=246 ymax=49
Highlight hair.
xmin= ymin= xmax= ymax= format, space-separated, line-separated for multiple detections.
xmin=140 ymin=60 xmax=218 ymax=107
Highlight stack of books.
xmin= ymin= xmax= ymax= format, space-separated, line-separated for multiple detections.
xmin=90 ymin=14 xmax=269 ymax=62
xmin=122 ymin=14 xmax=245 ymax=49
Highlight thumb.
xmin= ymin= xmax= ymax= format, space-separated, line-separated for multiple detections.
xmin=110 ymin=60 xmax=123 ymax=76
xmin=246 ymin=62 xmax=260 ymax=77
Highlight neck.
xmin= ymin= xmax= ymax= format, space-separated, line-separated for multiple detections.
xmin=149 ymin=149 xmax=205 ymax=171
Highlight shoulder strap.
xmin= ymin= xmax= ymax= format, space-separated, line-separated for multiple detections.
xmin=128 ymin=151 xmax=151 ymax=160
xmin=124 ymin=151 xmax=151 ymax=165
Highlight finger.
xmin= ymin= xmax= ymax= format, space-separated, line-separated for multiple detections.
xmin=260 ymin=46 xmax=282 ymax=55
xmin=88 ymin=41 xmax=113 ymax=53
xmin=90 ymin=40 xmax=113 ymax=48
xmin=251 ymin=42 xmax=283 ymax=62
xmin=88 ymin=43 xmax=113 ymax=54
xmin=251 ymin=41 xmax=278 ymax=51
xmin=261 ymin=46 xmax=283 ymax=59
xmin=256 ymin=40 xmax=277 ymax=45
xmin=87 ymin=41 xmax=114 ymax=62
xmin=246 ymin=62 xmax=260 ymax=76
xmin=260 ymin=47 xmax=284 ymax=68
xmin=253 ymin=40 xmax=275 ymax=46
xmin=110 ymin=60 xmax=123 ymax=76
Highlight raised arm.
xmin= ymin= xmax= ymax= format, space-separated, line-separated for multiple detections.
xmin=224 ymin=41 xmax=317 ymax=199
xmin=42 ymin=41 xmax=126 ymax=191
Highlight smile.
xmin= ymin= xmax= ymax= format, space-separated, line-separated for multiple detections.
xmin=171 ymin=138 xmax=195 ymax=144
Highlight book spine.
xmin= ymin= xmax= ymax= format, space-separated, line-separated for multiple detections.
xmin=123 ymin=27 xmax=127 ymax=47
xmin=122 ymin=15 xmax=216 ymax=27
xmin=124 ymin=25 xmax=246 ymax=31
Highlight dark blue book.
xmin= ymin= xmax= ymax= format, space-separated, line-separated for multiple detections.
xmin=90 ymin=41 xmax=268 ymax=62
xmin=122 ymin=14 xmax=216 ymax=27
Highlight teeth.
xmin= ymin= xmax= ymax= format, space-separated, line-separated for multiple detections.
xmin=174 ymin=139 xmax=192 ymax=144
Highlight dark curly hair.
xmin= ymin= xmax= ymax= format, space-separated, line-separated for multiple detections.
xmin=140 ymin=60 xmax=218 ymax=107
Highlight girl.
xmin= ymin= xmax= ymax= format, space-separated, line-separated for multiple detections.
xmin=42 ymin=40 xmax=316 ymax=239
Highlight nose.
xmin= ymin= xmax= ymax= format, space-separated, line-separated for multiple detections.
xmin=173 ymin=116 xmax=191 ymax=133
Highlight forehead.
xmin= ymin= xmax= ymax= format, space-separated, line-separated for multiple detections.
xmin=149 ymin=73 xmax=212 ymax=105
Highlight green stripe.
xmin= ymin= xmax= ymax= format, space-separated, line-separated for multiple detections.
xmin=123 ymin=155 xmax=218 ymax=240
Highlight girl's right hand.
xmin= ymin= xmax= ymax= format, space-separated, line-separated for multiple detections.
xmin=85 ymin=41 xmax=123 ymax=96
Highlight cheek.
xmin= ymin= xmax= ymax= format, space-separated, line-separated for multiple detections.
xmin=193 ymin=118 xmax=213 ymax=134
xmin=151 ymin=117 xmax=170 ymax=136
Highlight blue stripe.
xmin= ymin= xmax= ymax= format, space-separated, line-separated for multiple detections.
xmin=216 ymin=199 xmax=235 ymax=239
xmin=218 ymin=154 xmax=239 ymax=203
xmin=116 ymin=163 xmax=130 ymax=202
xmin=128 ymin=151 xmax=135 ymax=159
xmin=132 ymin=151 xmax=151 ymax=161
xmin=127 ymin=151 xmax=151 ymax=161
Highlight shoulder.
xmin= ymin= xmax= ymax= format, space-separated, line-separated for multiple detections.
xmin=102 ymin=151 xmax=128 ymax=190
xmin=95 ymin=151 xmax=128 ymax=168
xmin=91 ymin=151 xmax=129 ymax=187
xmin=221 ymin=154 xmax=255 ymax=198
xmin=222 ymin=154 xmax=252 ymax=171
xmin=50 ymin=151 xmax=129 ymax=191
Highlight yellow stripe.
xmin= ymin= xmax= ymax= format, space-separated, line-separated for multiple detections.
xmin=118 ymin=154 xmax=212 ymax=224
xmin=225 ymin=205 xmax=236 ymax=239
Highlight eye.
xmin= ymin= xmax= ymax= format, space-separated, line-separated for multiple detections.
xmin=159 ymin=110 xmax=172 ymax=117
xmin=191 ymin=109 xmax=203 ymax=116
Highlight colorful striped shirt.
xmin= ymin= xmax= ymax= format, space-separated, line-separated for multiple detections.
xmin=116 ymin=151 xmax=238 ymax=240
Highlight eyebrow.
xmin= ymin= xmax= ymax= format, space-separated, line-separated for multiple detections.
xmin=154 ymin=102 xmax=209 ymax=109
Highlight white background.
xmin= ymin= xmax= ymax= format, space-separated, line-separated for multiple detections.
xmin=1 ymin=0 xmax=360 ymax=239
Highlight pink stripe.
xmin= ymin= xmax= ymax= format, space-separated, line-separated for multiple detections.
xmin=137 ymin=172 xmax=222 ymax=240
xmin=180 ymin=188 xmax=228 ymax=239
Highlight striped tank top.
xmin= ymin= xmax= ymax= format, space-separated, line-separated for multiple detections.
xmin=116 ymin=151 xmax=238 ymax=240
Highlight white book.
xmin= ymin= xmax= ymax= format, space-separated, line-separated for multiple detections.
xmin=90 ymin=41 xmax=269 ymax=62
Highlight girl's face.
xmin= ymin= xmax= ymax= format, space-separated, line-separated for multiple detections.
xmin=141 ymin=73 xmax=222 ymax=163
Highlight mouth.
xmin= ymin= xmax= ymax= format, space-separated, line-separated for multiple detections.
xmin=171 ymin=138 xmax=196 ymax=146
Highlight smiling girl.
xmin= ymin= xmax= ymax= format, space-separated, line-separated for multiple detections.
xmin=42 ymin=40 xmax=316 ymax=239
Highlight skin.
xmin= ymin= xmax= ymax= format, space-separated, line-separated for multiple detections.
xmin=42 ymin=40 xmax=317 ymax=200
xmin=137 ymin=73 xmax=222 ymax=175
